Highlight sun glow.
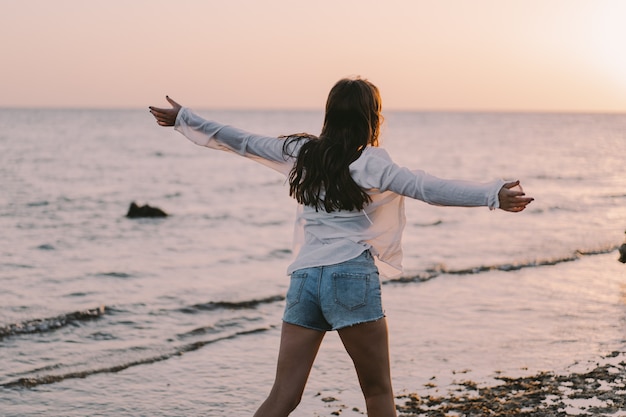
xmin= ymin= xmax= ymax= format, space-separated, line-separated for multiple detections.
xmin=587 ymin=3 xmax=626 ymax=91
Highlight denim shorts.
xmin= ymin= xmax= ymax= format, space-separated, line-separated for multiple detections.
xmin=282 ymin=250 xmax=384 ymax=331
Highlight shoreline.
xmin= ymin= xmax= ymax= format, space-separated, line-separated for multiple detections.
xmin=394 ymin=350 xmax=626 ymax=416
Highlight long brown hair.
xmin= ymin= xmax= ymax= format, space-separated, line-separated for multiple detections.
xmin=283 ymin=77 xmax=382 ymax=212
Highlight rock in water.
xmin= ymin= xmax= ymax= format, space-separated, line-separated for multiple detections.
xmin=126 ymin=202 xmax=168 ymax=218
xmin=619 ymin=243 xmax=626 ymax=264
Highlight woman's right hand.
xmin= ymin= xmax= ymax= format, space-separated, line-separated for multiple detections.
xmin=149 ymin=96 xmax=182 ymax=127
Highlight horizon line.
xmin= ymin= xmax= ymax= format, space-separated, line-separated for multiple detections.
xmin=2 ymin=105 xmax=625 ymax=116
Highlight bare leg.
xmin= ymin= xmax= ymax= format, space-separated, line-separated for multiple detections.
xmin=253 ymin=322 xmax=325 ymax=417
xmin=338 ymin=318 xmax=397 ymax=417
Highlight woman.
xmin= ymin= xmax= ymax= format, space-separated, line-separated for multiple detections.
xmin=149 ymin=77 xmax=533 ymax=417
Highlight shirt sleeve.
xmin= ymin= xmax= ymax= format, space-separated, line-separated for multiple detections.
xmin=174 ymin=107 xmax=295 ymax=176
xmin=351 ymin=147 xmax=505 ymax=209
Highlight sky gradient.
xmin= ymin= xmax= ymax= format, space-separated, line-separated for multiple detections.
xmin=2 ymin=0 xmax=625 ymax=112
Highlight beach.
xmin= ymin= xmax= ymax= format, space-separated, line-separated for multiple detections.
xmin=1 ymin=108 xmax=625 ymax=416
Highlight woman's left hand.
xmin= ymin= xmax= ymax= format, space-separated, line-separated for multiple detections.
xmin=149 ymin=96 xmax=182 ymax=127
xmin=498 ymin=180 xmax=534 ymax=212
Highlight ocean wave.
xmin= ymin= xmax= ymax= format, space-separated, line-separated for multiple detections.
xmin=268 ymin=248 xmax=292 ymax=258
xmin=388 ymin=244 xmax=620 ymax=283
xmin=95 ymin=272 xmax=134 ymax=279
xmin=413 ymin=220 xmax=443 ymax=227
xmin=533 ymin=174 xmax=586 ymax=181
xmin=1 ymin=327 xmax=270 ymax=389
xmin=177 ymin=317 xmax=263 ymax=339
xmin=0 ymin=263 xmax=35 ymax=270
xmin=0 ymin=306 xmax=106 ymax=339
xmin=25 ymin=201 xmax=49 ymax=207
xmin=246 ymin=248 xmax=292 ymax=262
xmin=178 ymin=246 xmax=622 ymax=306
xmin=36 ymin=243 xmax=55 ymax=250
xmin=178 ymin=295 xmax=285 ymax=314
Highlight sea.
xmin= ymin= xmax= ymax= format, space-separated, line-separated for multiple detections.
xmin=1 ymin=108 xmax=625 ymax=416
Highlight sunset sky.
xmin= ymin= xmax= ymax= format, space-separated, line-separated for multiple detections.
xmin=2 ymin=0 xmax=625 ymax=112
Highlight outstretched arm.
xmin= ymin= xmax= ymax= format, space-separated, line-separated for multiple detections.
xmin=148 ymin=96 xmax=294 ymax=175
xmin=149 ymin=96 xmax=181 ymax=126
xmin=498 ymin=180 xmax=534 ymax=212
xmin=351 ymin=148 xmax=534 ymax=211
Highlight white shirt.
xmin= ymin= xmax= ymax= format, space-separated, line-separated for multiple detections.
xmin=175 ymin=108 xmax=505 ymax=277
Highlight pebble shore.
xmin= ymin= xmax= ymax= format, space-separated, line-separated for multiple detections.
xmin=395 ymin=351 xmax=626 ymax=417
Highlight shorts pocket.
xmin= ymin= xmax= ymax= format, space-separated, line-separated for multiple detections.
xmin=332 ymin=272 xmax=369 ymax=311
xmin=286 ymin=272 xmax=307 ymax=309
